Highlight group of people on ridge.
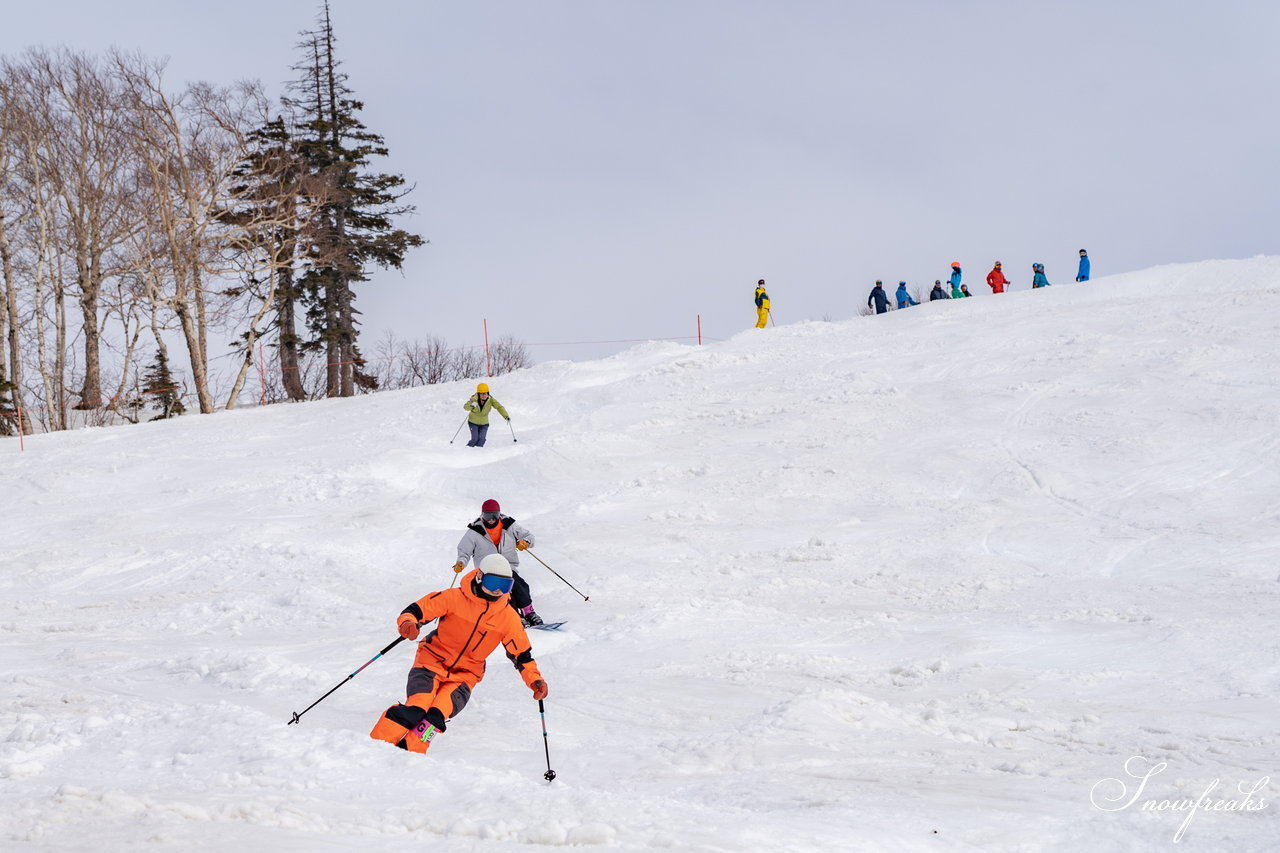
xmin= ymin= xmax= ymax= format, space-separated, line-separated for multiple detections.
xmin=864 ymin=251 xmax=1091 ymax=315
xmin=755 ymin=251 xmax=1092 ymax=320
xmin=368 ymin=498 xmax=549 ymax=754
xmin=929 ymin=267 xmax=973 ymax=301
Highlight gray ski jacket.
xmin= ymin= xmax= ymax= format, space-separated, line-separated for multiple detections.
xmin=456 ymin=516 xmax=535 ymax=569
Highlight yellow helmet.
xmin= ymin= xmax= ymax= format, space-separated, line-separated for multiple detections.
xmin=476 ymin=383 xmax=489 ymax=393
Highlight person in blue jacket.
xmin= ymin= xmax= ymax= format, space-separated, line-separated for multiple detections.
xmin=1076 ymin=249 xmax=1090 ymax=282
xmin=948 ymin=262 xmax=962 ymax=297
xmin=895 ymin=281 xmax=919 ymax=308
xmin=1032 ymin=263 xmax=1051 ymax=288
xmin=867 ymin=281 xmax=890 ymax=314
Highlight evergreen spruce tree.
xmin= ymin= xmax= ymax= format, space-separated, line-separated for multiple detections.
xmin=135 ymin=349 xmax=186 ymax=421
xmin=224 ymin=117 xmax=312 ymax=402
xmin=287 ymin=3 xmax=424 ymax=397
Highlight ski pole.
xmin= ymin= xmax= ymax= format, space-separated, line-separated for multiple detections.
xmin=524 ymin=549 xmax=590 ymax=601
xmin=449 ymin=417 xmax=469 ymax=444
xmin=287 ymin=634 xmax=408 ymax=725
xmin=768 ymin=310 xmax=775 ymax=327
xmin=538 ymin=699 xmax=556 ymax=782
xmin=506 ymin=417 xmax=517 ymax=443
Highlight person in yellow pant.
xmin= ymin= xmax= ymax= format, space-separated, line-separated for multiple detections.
xmin=754 ymin=279 xmax=771 ymax=328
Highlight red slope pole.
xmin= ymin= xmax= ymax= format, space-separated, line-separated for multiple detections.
xmin=484 ymin=318 xmax=492 ymax=377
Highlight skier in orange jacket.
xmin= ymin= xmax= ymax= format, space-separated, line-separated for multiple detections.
xmin=369 ymin=554 xmax=548 ymax=754
xmin=986 ymin=261 xmax=1010 ymax=293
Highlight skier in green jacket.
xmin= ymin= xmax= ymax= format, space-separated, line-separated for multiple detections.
xmin=464 ymin=382 xmax=509 ymax=447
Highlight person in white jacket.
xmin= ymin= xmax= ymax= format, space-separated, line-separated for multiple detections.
xmin=453 ymin=498 xmax=542 ymax=626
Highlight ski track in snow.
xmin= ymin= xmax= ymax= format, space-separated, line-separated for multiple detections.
xmin=2 ymin=258 xmax=1279 ymax=851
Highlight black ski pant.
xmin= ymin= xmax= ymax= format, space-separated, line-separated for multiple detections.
xmin=509 ymin=570 xmax=532 ymax=611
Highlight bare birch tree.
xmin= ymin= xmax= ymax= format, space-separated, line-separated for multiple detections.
xmin=113 ymin=52 xmax=264 ymax=414
xmin=0 ymin=73 xmax=20 ymax=434
xmin=4 ymin=60 xmax=71 ymax=430
xmin=24 ymin=49 xmax=138 ymax=410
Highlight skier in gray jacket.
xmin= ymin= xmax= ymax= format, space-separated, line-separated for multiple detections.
xmin=453 ymin=498 xmax=542 ymax=626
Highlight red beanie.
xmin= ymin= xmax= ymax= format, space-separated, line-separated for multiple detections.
xmin=481 ymin=499 xmax=500 ymax=513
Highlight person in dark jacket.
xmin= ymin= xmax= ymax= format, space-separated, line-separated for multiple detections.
xmin=895 ymin=282 xmax=920 ymax=309
xmin=929 ymin=281 xmax=950 ymax=301
xmin=1076 ymin=250 xmax=1090 ymax=282
xmin=959 ymin=285 xmax=973 ymax=297
xmin=867 ymin=281 xmax=890 ymax=314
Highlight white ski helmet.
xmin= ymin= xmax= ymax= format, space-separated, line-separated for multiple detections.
xmin=478 ymin=553 xmax=513 ymax=578
xmin=476 ymin=554 xmax=515 ymax=598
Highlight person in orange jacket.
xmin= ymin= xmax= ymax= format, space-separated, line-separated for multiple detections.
xmin=986 ymin=261 xmax=1010 ymax=294
xmin=369 ymin=553 xmax=548 ymax=754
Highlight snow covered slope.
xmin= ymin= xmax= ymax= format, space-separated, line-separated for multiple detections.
xmin=3 ymin=258 xmax=1278 ymax=851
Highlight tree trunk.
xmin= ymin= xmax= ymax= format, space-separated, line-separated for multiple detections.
xmin=53 ymin=259 xmax=68 ymax=426
xmin=225 ymin=264 xmax=276 ymax=410
xmin=29 ymin=153 xmax=61 ymax=431
xmin=275 ymin=231 xmax=306 ymax=401
xmin=338 ymin=276 xmax=354 ymax=397
xmin=75 ymin=272 xmax=102 ymax=408
xmin=325 ymin=274 xmax=340 ymax=397
xmin=175 ymin=295 xmax=213 ymax=414
xmin=105 ymin=301 xmax=143 ymax=416
xmin=0 ymin=205 xmax=23 ymax=433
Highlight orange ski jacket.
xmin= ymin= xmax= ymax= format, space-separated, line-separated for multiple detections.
xmin=400 ymin=570 xmax=544 ymax=692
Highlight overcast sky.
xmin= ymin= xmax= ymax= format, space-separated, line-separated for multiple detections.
xmin=4 ymin=1 xmax=1278 ymax=364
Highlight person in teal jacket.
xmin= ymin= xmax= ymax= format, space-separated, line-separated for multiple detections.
xmin=1032 ymin=263 xmax=1051 ymax=289
xmin=948 ymin=262 xmax=962 ymax=298
xmin=465 ymin=382 xmax=510 ymax=447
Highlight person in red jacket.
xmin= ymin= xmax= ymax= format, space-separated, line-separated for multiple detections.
xmin=369 ymin=553 xmax=548 ymax=754
xmin=986 ymin=261 xmax=1010 ymax=294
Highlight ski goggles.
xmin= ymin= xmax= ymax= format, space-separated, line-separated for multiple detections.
xmin=479 ymin=573 xmax=514 ymax=595
xmin=480 ymin=511 xmax=502 ymax=524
